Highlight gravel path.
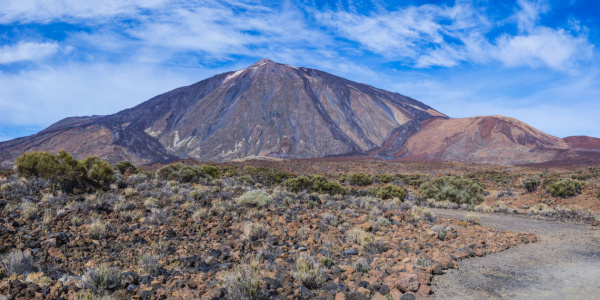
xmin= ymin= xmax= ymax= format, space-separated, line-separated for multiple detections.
xmin=428 ymin=209 xmax=600 ymax=300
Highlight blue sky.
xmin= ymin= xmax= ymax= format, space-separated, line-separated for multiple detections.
xmin=0 ymin=0 xmax=599 ymax=141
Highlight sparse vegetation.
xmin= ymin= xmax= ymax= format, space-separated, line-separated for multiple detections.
xmin=522 ymin=177 xmax=541 ymax=193
xmin=547 ymin=179 xmax=584 ymax=198
xmin=375 ymin=184 xmax=406 ymax=200
xmin=235 ymin=190 xmax=272 ymax=207
xmin=244 ymin=222 xmax=268 ymax=241
xmin=0 ymin=154 xmax=558 ymax=299
xmin=14 ymin=151 xmax=116 ymax=192
xmin=419 ymin=176 xmax=485 ymax=206
xmin=80 ymin=265 xmax=121 ymax=296
xmin=225 ymin=260 xmax=265 ymax=300
xmin=348 ymin=173 xmax=372 ymax=186
xmin=2 ymin=249 xmax=38 ymax=276
xmin=464 ymin=213 xmax=481 ymax=225
xmin=293 ymin=253 xmax=324 ymax=289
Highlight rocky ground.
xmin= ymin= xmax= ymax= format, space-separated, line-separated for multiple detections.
xmin=0 ymin=170 xmax=536 ymax=300
xmin=429 ymin=209 xmax=600 ymax=299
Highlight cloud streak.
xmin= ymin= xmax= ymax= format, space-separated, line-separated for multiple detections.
xmin=315 ymin=0 xmax=593 ymax=70
xmin=0 ymin=42 xmax=60 ymax=64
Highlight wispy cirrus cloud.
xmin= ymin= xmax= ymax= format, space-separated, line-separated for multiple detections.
xmin=0 ymin=42 xmax=60 ymax=64
xmin=314 ymin=0 xmax=593 ymax=70
xmin=0 ymin=0 xmax=168 ymax=24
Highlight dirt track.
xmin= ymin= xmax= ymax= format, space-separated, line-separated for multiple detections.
xmin=428 ymin=209 xmax=600 ymax=300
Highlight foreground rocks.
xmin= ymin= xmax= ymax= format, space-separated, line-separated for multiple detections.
xmin=0 ymin=175 xmax=535 ymax=299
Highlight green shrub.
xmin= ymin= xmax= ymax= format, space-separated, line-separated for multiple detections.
xmin=522 ymin=177 xmax=541 ymax=193
xmin=375 ymin=185 xmax=406 ymax=200
xmin=115 ymin=161 xmax=137 ymax=175
xmin=284 ymin=176 xmax=312 ymax=193
xmin=14 ymin=151 xmax=114 ymax=191
xmin=378 ymin=174 xmax=392 ymax=183
xmin=348 ymin=173 xmax=372 ymax=186
xmin=156 ymin=163 xmax=181 ymax=180
xmin=156 ymin=163 xmax=221 ymax=182
xmin=310 ymin=175 xmax=346 ymax=195
xmin=547 ymin=179 xmax=584 ymax=198
xmin=88 ymin=160 xmax=117 ymax=184
xmin=419 ymin=176 xmax=485 ymax=206
xmin=236 ymin=190 xmax=272 ymax=207
xmin=404 ymin=174 xmax=426 ymax=187
xmin=197 ymin=165 xmax=220 ymax=179
xmin=224 ymin=169 xmax=239 ymax=177
xmin=244 ymin=166 xmax=294 ymax=186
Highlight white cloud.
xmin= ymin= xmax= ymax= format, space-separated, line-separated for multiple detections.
xmin=513 ymin=0 xmax=549 ymax=32
xmin=0 ymin=0 xmax=168 ymax=24
xmin=0 ymin=42 xmax=59 ymax=64
xmin=314 ymin=0 xmax=592 ymax=70
xmin=495 ymin=28 xmax=593 ymax=70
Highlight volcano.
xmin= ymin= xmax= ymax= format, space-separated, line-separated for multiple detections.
xmin=1 ymin=59 xmax=599 ymax=167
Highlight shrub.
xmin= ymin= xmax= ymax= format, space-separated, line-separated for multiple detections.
xmin=345 ymin=228 xmax=374 ymax=245
xmin=224 ymin=169 xmax=239 ymax=177
xmin=148 ymin=208 xmax=168 ymax=225
xmin=311 ymin=175 xmax=346 ymax=195
xmin=116 ymin=161 xmax=137 ymax=175
xmin=378 ymin=174 xmax=392 ymax=183
xmin=81 ymin=265 xmax=121 ymax=295
xmin=156 ymin=164 xmax=181 ymax=180
xmin=297 ymin=226 xmax=310 ymax=239
xmin=144 ymin=197 xmax=159 ymax=210
xmin=284 ymin=176 xmax=312 ymax=193
xmin=376 ymin=217 xmax=391 ymax=227
xmin=88 ymin=221 xmax=107 ymax=239
xmin=2 ymin=249 xmax=38 ymax=275
xmin=138 ymin=254 xmax=158 ymax=274
xmin=243 ymin=166 xmax=294 ymax=186
xmin=225 ymin=261 xmax=264 ymax=300
xmin=244 ymin=223 xmax=268 ymax=241
xmin=14 ymin=151 xmax=115 ymax=191
xmin=432 ymin=225 xmax=448 ymax=241
xmin=364 ymin=239 xmax=387 ymax=254
xmin=547 ymin=179 xmax=584 ymax=198
xmin=411 ymin=206 xmax=434 ymax=222
xmin=235 ymin=190 xmax=272 ymax=207
xmin=21 ymin=201 xmax=38 ymax=220
xmin=419 ymin=176 xmax=485 ymax=206
xmin=321 ymin=213 xmax=338 ymax=226
xmin=375 ymin=185 xmax=406 ymax=200
xmin=522 ymin=177 xmax=541 ymax=193
xmin=348 ymin=173 xmax=372 ymax=186
xmin=464 ymin=213 xmax=480 ymax=225
xmin=88 ymin=160 xmax=117 ymax=185
xmin=293 ymin=253 xmax=324 ymax=289
xmin=197 ymin=165 xmax=220 ymax=179
xmin=353 ymin=258 xmax=370 ymax=273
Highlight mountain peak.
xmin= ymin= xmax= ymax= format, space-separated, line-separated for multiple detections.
xmin=250 ymin=58 xmax=274 ymax=68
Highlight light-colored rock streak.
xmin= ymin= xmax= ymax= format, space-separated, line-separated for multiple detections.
xmin=224 ymin=69 xmax=245 ymax=83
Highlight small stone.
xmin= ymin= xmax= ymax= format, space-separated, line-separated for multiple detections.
xmin=372 ymin=292 xmax=388 ymax=300
xmin=335 ymin=292 xmax=346 ymax=300
xmin=358 ymin=222 xmax=373 ymax=231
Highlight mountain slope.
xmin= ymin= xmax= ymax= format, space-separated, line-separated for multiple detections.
xmin=0 ymin=59 xmax=445 ymax=167
xmin=381 ymin=115 xmax=597 ymax=165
